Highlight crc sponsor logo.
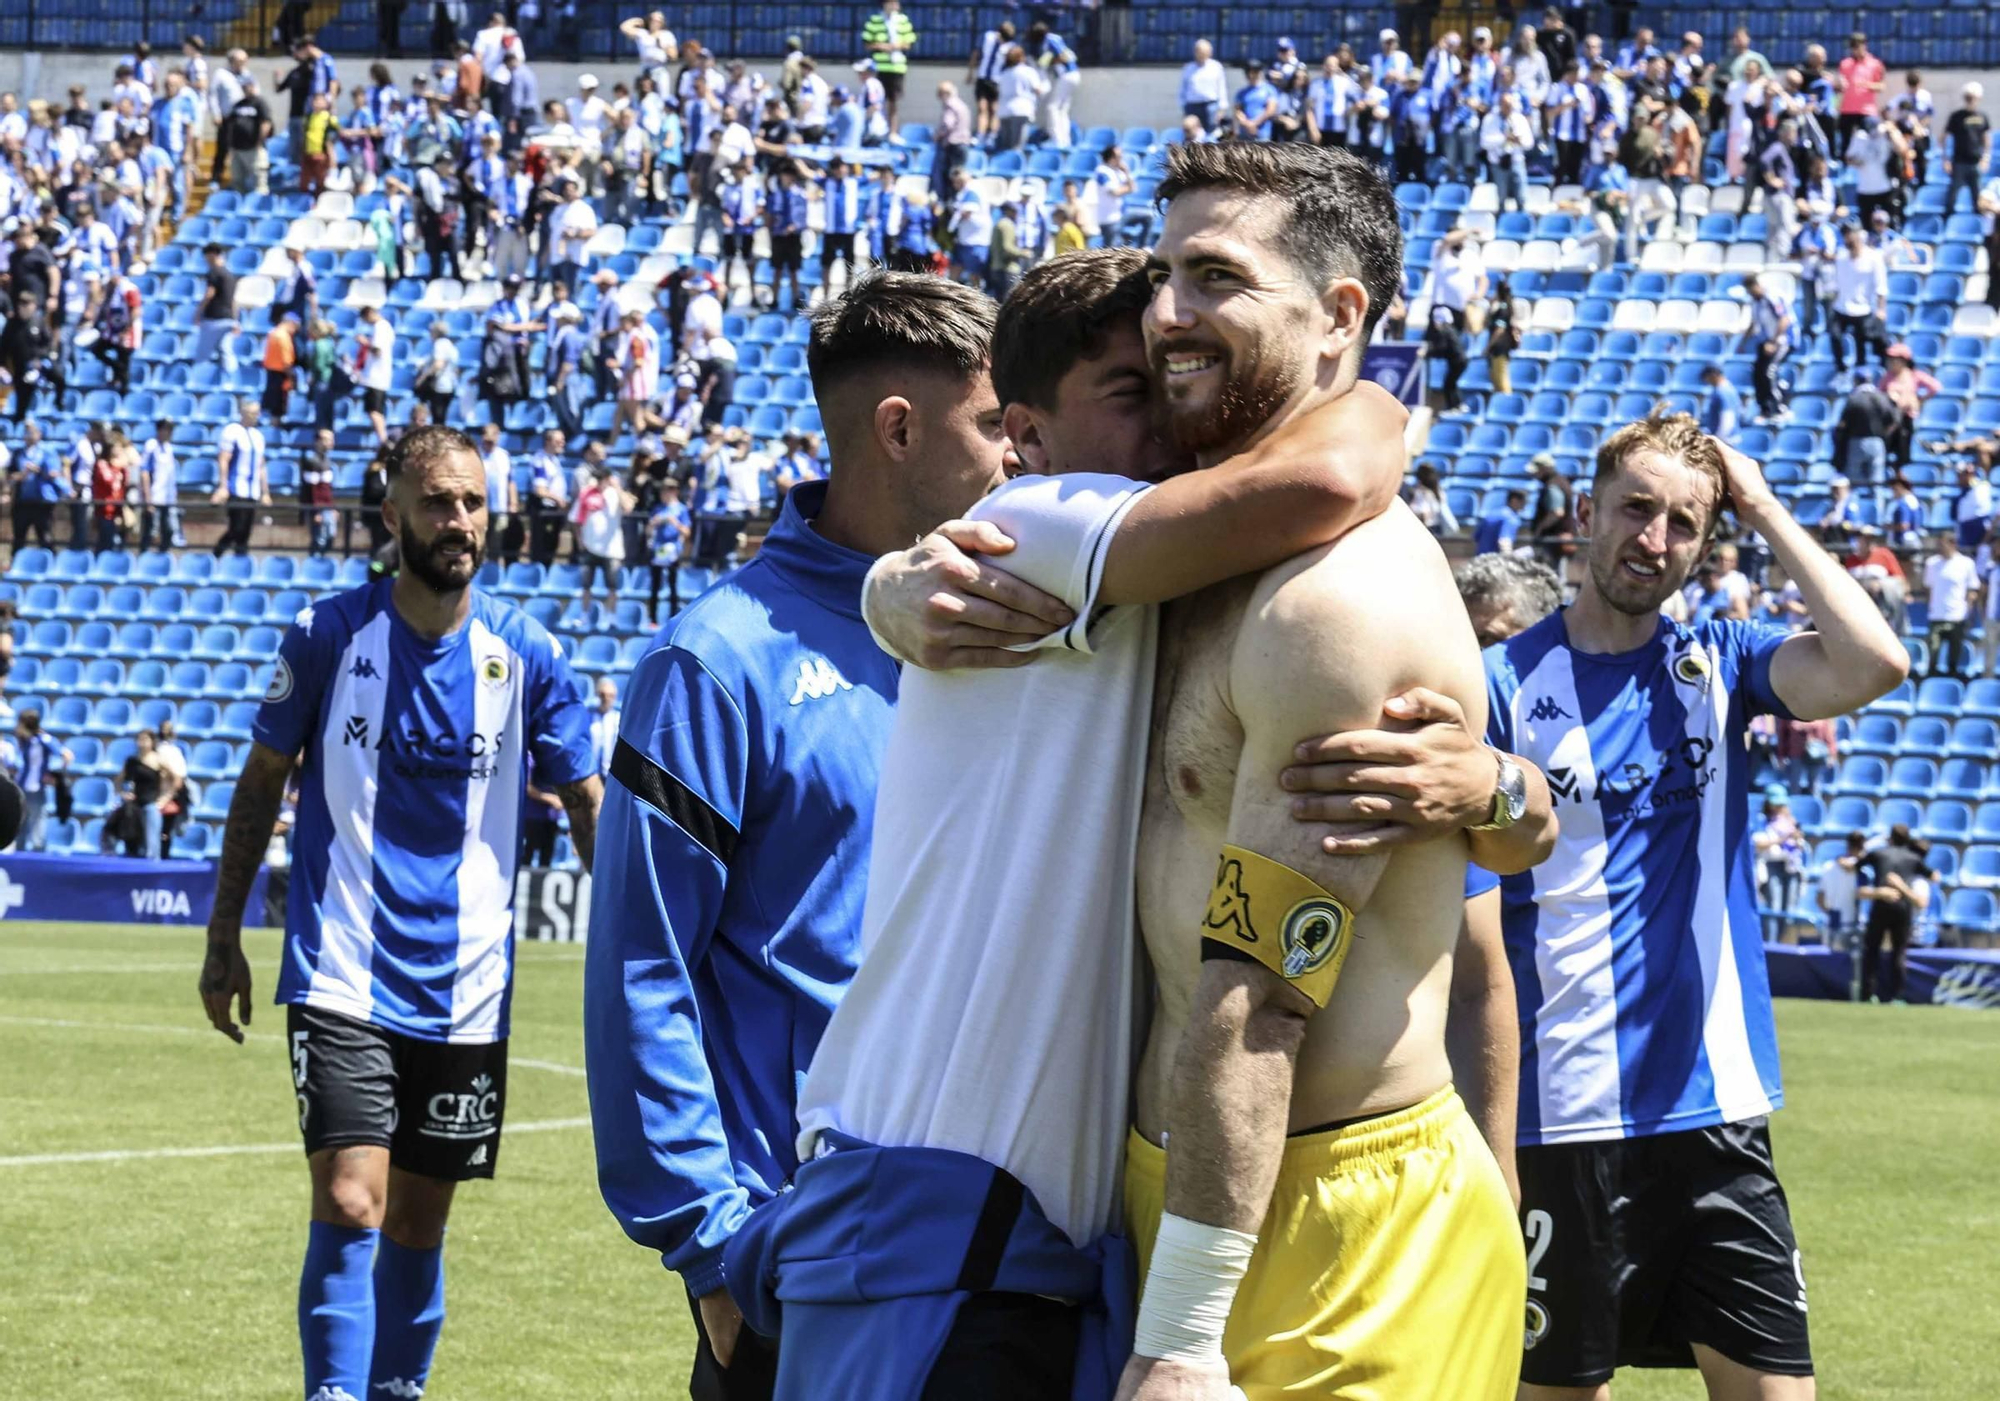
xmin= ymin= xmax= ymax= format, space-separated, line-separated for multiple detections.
xmin=423 ymin=1072 xmax=499 ymax=1141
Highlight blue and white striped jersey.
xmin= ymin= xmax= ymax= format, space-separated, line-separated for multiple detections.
xmin=255 ymin=580 xmax=595 ymax=1044
xmin=1486 ymin=611 xmax=1793 ymax=1146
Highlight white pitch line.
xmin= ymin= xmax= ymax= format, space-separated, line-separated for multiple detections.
xmin=0 ymin=964 xmax=186 ymax=977
xmin=0 ymin=1016 xmax=588 ymax=1080
xmin=0 ymin=1116 xmax=593 ymax=1168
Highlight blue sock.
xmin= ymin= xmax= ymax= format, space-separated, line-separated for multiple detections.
xmin=369 ymin=1236 xmax=447 ymax=1399
xmin=299 ymin=1221 xmax=378 ymax=1401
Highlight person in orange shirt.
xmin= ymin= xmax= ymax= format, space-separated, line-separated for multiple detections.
xmin=263 ymin=310 xmax=300 ymax=421
xmin=455 ymin=39 xmax=484 ymax=113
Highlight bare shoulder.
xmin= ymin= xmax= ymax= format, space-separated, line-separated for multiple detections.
xmin=1229 ymin=502 xmax=1483 ymax=724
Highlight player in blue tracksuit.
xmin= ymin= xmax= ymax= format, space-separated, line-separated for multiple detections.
xmin=584 ymin=273 xmax=1018 ymax=1401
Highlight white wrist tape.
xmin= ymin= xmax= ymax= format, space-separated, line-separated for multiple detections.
xmin=858 ymin=555 xmax=912 ymax=665
xmin=1131 ymin=1212 xmax=1258 ymax=1364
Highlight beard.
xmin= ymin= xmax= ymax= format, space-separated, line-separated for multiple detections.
xmin=1587 ymin=542 xmax=1685 ymax=618
xmin=399 ymin=517 xmax=483 ymax=594
xmin=1153 ymin=333 xmax=1306 ymax=460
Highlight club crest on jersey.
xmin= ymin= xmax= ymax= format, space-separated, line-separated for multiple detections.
xmin=1524 ymin=1299 xmax=1551 ymax=1351
xmin=265 ymin=657 xmax=295 ymax=704
xmin=480 ymin=656 xmax=510 ymax=688
xmin=1280 ymin=898 xmax=1347 ymax=978
xmin=1673 ymin=647 xmax=1713 ymax=688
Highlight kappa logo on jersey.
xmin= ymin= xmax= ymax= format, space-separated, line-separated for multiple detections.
xmin=467 ymin=1144 xmax=489 ymax=1168
xmin=266 ymin=656 xmax=295 ymax=704
xmin=1203 ymin=856 xmax=1256 ymax=943
xmin=349 ymin=657 xmax=380 ymax=680
xmin=789 ymin=656 xmax=853 ymax=705
xmin=1526 ymin=696 xmax=1571 ymax=722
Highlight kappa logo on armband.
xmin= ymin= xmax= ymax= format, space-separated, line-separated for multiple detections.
xmin=1204 ymin=856 xmax=1256 ymax=943
xmin=1279 ymin=898 xmax=1347 ymax=979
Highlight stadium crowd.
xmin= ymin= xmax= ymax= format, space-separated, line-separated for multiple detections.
xmin=0 ymin=6 xmax=1990 ymax=908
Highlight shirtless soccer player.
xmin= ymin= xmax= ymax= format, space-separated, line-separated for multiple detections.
xmin=1115 ymin=141 xmax=1538 ymax=1401
xmin=724 ymin=250 xmax=1435 ymax=1401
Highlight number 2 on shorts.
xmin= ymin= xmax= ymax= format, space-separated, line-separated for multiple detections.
xmin=1523 ymin=1207 xmax=1554 ymax=1292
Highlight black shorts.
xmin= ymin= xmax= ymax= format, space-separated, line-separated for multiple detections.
xmin=820 ymin=232 xmax=855 ymax=270
xmin=286 ymin=1003 xmax=508 ymax=1181
xmin=770 ymin=231 xmax=803 ymax=272
xmin=880 ymin=71 xmax=905 ymax=102
xmin=726 ymin=231 xmax=757 ymax=260
xmin=1517 ymin=1120 xmax=1813 ymax=1386
xmin=974 ymin=78 xmax=999 ymax=103
xmin=362 ymin=386 xmax=388 ymax=415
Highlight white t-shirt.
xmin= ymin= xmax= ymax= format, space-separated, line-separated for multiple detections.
xmin=482 ymin=447 xmax=513 ymax=512
xmin=361 ymin=320 xmax=394 ymax=391
xmin=1925 ymin=551 xmax=1979 ymax=622
xmin=576 ymin=483 xmax=625 ymax=558
xmin=554 ymin=198 xmax=600 ymax=262
xmin=682 ymin=292 xmax=723 ymax=361
xmin=1091 ymin=162 xmax=1129 ymax=231
xmin=1817 ymin=858 xmax=1859 ymax=924
xmin=797 ymin=473 xmax=1155 ymax=1246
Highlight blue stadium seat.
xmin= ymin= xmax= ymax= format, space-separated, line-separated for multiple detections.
xmin=1919 ymin=797 xmax=1976 ymax=841
xmin=1944 ymin=888 xmax=1998 ymax=939
xmin=1901 ymin=715 xmax=1951 ymax=758
xmin=1886 ymin=758 xmax=1940 ymax=799
xmin=1961 ymin=845 xmax=2000 ymax=888
xmin=1828 ymin=755 xmax=1888 ymax=797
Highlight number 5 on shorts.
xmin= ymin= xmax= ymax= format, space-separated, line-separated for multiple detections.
xmin=291 ymin=1030 xmax=310 ymax=1089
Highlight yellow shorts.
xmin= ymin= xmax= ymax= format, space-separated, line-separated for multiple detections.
xmin=1124 ymin=1086 xmax=1525 ymax=1400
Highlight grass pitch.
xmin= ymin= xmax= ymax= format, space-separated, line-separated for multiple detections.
xmin=1 ymin=922 xmax=1996 ymax=1399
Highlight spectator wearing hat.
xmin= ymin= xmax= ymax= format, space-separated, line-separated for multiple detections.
xmin=413 ymin=152 xmax=461 ymax=280
xmin=1819 ymin=474 xmax=1858 ymax=542
xmin=826 ymin=83 xmax=864 ymax=148
xmin=663 ymin=371 xmax=703 ymax=439
xmin=1372 ymin=27 xmax=1412 ymax=86
xmin=1 ymin=289 xmax=56 ymax=426
xmin=643 ymin=476 xmax=691 ymax=624
xmin=1880 ymin=343 xmax=1940 ymax=464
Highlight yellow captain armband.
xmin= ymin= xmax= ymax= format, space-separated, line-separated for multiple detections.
xmin=1200 ymin=845 xmax=1355 ymax=1009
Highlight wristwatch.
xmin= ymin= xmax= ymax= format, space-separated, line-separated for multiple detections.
xmin=1471 ymin=750 xmax=1529 ymax=832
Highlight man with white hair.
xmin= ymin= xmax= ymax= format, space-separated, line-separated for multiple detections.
xmin=1372 ymin=27 xmax=1411 ymax=86
xmin=1179 ymin=38 xmax=1229 ymax=133
xmin=1944 ymin=82 xmax=1991 ymax=216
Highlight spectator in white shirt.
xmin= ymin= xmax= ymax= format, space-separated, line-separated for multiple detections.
xmin=994 ymin=45 xmax=1046 ymax=150
xmin=548 ymin=175 xmax=599 ymax=293
xmin=1429 ymin=229 xmax=1487 ymax=322
xmin=1816 ymin=832 xmax=1866 ymax=946
xmin=1179 ymin=38 xmax=1229 ymax=132
xmin=472 ymin=13 xmax=515 ymax=74
xmin=1830 ymin=223 xmax=1888 ymax=372
xmin=353 ymin=303 xmax=395 ymax=447
xmin=1924 ymin=533 xmax=1982 ymax=677
xmin=589 ymin=677 xmax=621 ymax=777
xmin=1480 ymin=92 xmax=1533 ymax=211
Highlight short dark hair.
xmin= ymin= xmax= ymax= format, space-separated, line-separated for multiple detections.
xmin=384 ymin=424 xmax=478 ymax=480
xmin=991 ymin=247 xmax=1151 ymax=411
xmin=1157 ymin=141 xmax=1403 ymax=336
xmin=806 ymin=272 xmax=995 ymax=400
xmin=203 ymin=241 xmax=223 ymax=256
